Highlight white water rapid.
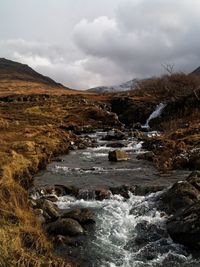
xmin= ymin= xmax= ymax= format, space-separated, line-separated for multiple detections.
xmin=56 ymin=192 xmax=198 ymax=267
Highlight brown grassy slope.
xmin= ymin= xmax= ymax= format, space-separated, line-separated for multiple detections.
xmin=127 ymin=73 xmax=200 ymax=170
xmin=0 ymin=59 xmax=115 ymax=266
xmin=0 ymin=58 xmax=91 ymax=96
xmin=0 ymin=89 xmax=119 ymax=266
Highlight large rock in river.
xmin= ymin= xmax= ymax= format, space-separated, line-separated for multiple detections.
xmin=161 ymin=179 xmax=200 ymax=214
xmin=167 ymin=200 xmax=200 ymax=249
xmin=47 ymin=218 xmax=84 ymax=236
xmin=61 ymin=208 xmax=95 ymax=225
xmin=108 ymin=150 xmax=129 ymax=162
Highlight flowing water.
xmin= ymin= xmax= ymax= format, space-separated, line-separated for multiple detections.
xmin=34 ymin=131 xmax=199 ymax=267
xmin=143 ymin=103 xmax=167 ymax=129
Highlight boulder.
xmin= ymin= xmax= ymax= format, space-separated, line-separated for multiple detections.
xmin=109 ymin=185 xmax=136 ymax=198
xmin=102 ymin=129 xmax=126 ymax=141
xmin=47 ymin=218 xmax=84 ymax=236
xmin=54 ymin=184 xmax=78 ymax=197
xmin=62 ymin=208 xmax=95 ymax=225
xmin=35 ymin=199 xmax=60 ymax=220
xmin=167 ymin=200 xmax=200 ymax=249
xmin=161 ymin=181 xmax=200 ymax=214
xmin=108 ymin=150 xmax=129 ymax=162
xmin=95 ymin=188 xmax=112 ymax=200
xmin=77 ymin=189 xmax=96 ymax=200
xmin=77 ymin=188 xmax=111 ymax=200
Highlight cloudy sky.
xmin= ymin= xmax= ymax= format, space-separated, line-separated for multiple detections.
xmin=1 ymin=0 xmax=200 ymax=89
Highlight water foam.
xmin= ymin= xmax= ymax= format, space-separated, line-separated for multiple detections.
xmin=55 ymin=192 xmax=197 ymax=267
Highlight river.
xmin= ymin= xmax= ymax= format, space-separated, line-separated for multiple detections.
xmin=34 ymin=130 xmax=199 ymax=267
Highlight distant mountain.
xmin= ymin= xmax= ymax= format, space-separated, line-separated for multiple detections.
xmin=0 ymin=58 xmax=62 ymax=87
xmin=88 ymin=79 xmax=139 ymax=93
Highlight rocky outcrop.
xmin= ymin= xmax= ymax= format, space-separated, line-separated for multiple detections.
xmin=161 ymin=180 xmax=200 ymax=214
xmin=167 ymin=200 xmax=200 ymax=249
xmin=162 ymin=172 xmax=200 ymax=249
xmin=110 ymin=96 xmax=156 ymax=126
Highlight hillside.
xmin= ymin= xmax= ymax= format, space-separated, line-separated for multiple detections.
xmin=0 ymin=58 xmax=86 ymax=96
xmin=0 ymin=58 xmax=62 ymax=85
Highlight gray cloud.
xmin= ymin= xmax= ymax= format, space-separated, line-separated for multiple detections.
xmin=1 ymin=0 xmax=200 ymax=89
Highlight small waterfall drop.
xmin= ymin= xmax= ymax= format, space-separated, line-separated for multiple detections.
xmin=143 ymin=103 xmax=166 ymax=129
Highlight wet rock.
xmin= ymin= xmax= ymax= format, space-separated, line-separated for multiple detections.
xmin=95 ymin=188 xmax=112 ymax=200
xmin=62 ymin=208 xmax=95 ymax=225
xmin=167 ymin=200 xmax=200 ymax=249
xmin=77 ymin=189 xmax=96 ymax=200
xmin=47 ymin=218 xmax=84 ymax=236
xmin=161 ymin=180 xmax=200 ymax=214
xmin=35 ymin=199 xmax=60 ymax=220
xmin=43 ymin=195 xmax=59 ymax=202
xmin=102 ymin=129 xmax=126 ymax=141
xmin=134 ymin=185 xmax=165 ymax=196
xmin=137 ymin=151 xmax=154 ymax=161
xmin=77 ymin=188 xmax=111 ymax=201
xmin=106 ymin=142 xmax=126 ymax=148
xmin=108 ymin=150 xmax=129 ymax=162
xmin=109 ymin=185 xmax=136 ymax=198
xmin=34 ymin=209 xmax=46 ymax=224
xmin=186 ymin=171 xmax=200 ymax=190
xmin=54 ymin=184 xmax=78 ymax=197
xmin=134 ymin=220 xmax=167 ymax=245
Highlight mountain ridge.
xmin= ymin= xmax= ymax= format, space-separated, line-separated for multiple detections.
xmin=0 ymin=58 xmax=63 ymax=87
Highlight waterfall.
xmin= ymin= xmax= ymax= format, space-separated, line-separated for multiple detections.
xmin=143 ymin=103 xmax=166 ymax=129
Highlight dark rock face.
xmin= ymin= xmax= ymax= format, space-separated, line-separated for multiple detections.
xmin=161 ymin=181 xmax=200 ymax=214
xmin=108 ymin=150 xmax=129 ymax=162
xmin=110 ymin=96 xmax=156 ymax=126
xmin=167 ymin=200 xmax=200 ymax=249
xmin=163 ymin=172 xmax=200 ymax=249
xmin=47 ymin=218 xmax=84 ymax=236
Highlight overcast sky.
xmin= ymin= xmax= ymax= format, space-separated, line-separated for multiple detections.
xmin=1 ymin=0 xmax=200 ymax=89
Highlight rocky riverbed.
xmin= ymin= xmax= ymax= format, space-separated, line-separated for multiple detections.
xmin=29 ymin=129 xmax=200 ymax=267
